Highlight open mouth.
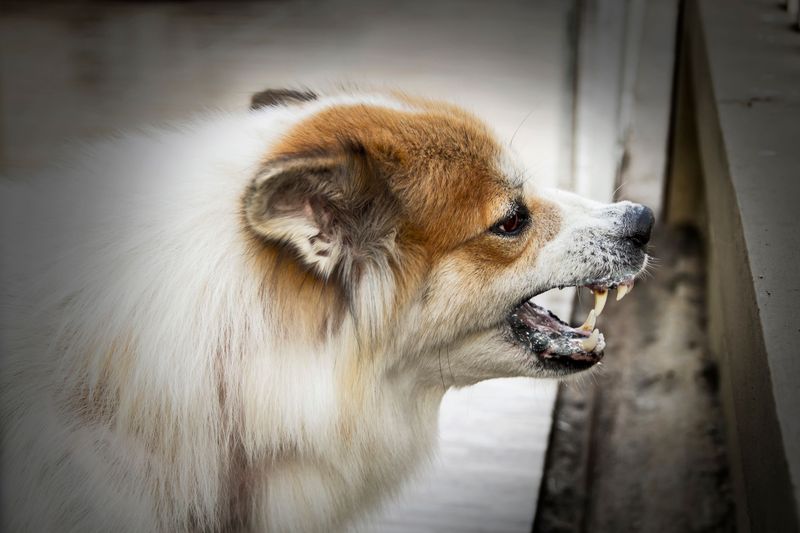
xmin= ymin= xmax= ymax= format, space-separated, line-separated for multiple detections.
xmin=508 ymin=277 xmax=636 ymax=371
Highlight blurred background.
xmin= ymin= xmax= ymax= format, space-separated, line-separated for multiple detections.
xmin=2 ymin=1 xmax=799 ymax=532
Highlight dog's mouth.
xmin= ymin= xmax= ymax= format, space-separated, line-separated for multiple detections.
xmin=508 ymin=276 xmax=637 ymax=371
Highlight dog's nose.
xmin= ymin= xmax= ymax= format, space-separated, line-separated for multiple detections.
xmin=624 ymin=204 xmax=655 ymax=247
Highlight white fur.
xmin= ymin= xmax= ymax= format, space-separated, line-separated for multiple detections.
xmin=0 ymin=96 xmax=444 ymax=533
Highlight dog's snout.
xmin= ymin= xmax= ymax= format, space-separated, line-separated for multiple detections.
xmin=624 ymin=205 xmax=654 ymax=247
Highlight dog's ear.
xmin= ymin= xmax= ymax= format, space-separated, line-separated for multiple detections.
xmin=250 ymin=88 xmax=317 ymax=110
xmin=243 ymin=146 xmax=399 ymax=280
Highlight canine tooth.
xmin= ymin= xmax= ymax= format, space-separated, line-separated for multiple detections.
xmin=580 ymin=309 xmax=597 ymax=331
xmin=593 ymin=289 xmax=608 ymax=316
xmin=580 ymin=329 xmax=600 ymax=352
xmin=616 ymin=284 xmax=630 ymax=301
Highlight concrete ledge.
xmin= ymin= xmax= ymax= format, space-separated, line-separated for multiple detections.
xmin=667 ymin=0 xmax=800 ymax=531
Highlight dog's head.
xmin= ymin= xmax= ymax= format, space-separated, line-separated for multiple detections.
xmin=244 ymin=89 xmax=653 ymax=384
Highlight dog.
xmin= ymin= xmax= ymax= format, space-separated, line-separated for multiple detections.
xmin=0 ymin=88 xmax=653 ymax=532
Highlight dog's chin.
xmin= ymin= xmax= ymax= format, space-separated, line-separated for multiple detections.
xmin=504 ymin=266 xmax=646 ymax=378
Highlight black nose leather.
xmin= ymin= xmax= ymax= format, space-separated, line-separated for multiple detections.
xmin=626 ymin=205 xmax=654 ymax=247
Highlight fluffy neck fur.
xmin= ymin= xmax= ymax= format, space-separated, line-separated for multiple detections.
xmin=1 ymin=99 xmax=447 ymax=532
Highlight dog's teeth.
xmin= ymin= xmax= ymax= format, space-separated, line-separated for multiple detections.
xmin=580 ymin=329 xmax=600 ymax=352
xmin=593 ymin=289 xmax=608 ymax=316
xmin=579 ymin=309 xmax=597 ymax=331
xmin=616 ymin=284 xmax=630 ymax=301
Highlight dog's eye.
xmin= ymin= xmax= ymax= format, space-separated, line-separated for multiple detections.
xmin=490 ymin=206 xmax=530 ymax=237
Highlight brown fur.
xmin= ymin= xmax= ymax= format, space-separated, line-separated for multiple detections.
xmin=244 ymin=103 xmax=567 ymax=448
xmin=256 ymin=104 xmax=562 ymax=327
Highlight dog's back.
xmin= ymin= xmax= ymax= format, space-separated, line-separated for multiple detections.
xmin=1 ymin=111 xmax=287 ymax=531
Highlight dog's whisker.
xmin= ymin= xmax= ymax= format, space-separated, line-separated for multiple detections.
xmin=445 ymin=346 xmax=456 ymax=389
xmin=437 ymin=348 xmax=447 ymax=392
xmin=509 ymin=109 xmax=535 ymax=148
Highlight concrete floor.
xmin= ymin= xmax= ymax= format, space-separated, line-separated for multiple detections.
xmin=0 ymin=2 xmax=575 ymax=531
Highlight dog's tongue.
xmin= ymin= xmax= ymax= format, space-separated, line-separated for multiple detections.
xmin=509 ymin=279 xmax=636 ymax=360
xmin=510 ymin=301 xmax=602 ymax=357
